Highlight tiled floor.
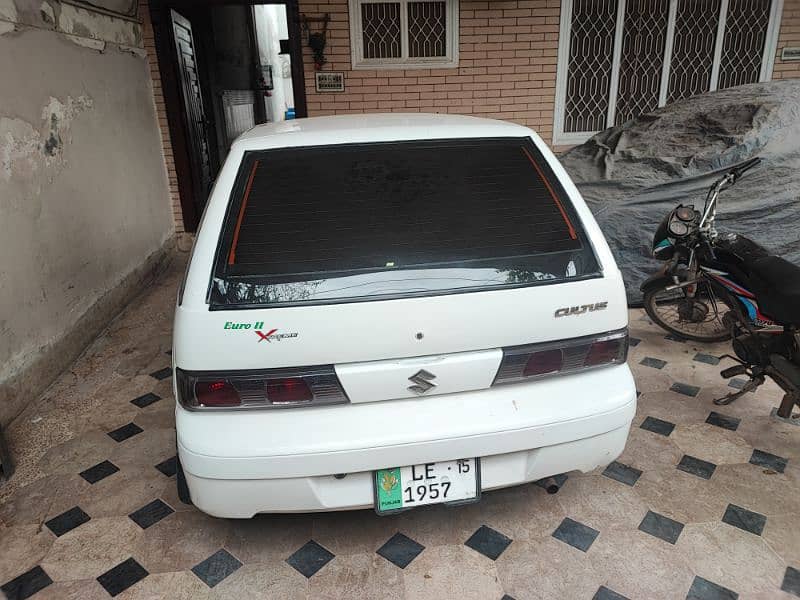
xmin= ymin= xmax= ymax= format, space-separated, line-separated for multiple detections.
xmin=1 ymin=258 xmax=800 ymax=600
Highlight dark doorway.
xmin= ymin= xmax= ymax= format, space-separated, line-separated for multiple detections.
xmin=149 ymin=0 xmax=308 ymax=232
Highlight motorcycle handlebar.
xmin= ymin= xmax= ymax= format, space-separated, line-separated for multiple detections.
xmin=729 ymin=157 xmax=761 ymax=182
xmin=701 ymin=157 xmax=761 ymax=232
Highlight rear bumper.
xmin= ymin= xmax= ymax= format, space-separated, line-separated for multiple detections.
xmin=177 ymin=364 xmax=636 ymax=517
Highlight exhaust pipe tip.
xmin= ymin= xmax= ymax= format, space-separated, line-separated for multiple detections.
xmin=541 ymin=477 xmax=560 ymax=494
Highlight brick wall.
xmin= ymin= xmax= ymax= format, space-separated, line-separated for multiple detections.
xmin=299 ymin=0 xmax=562 ymax=142
xmin=140 ymin=0 xmax=184 ymax=233
xmin=774 ymin=0 xmax=800 ymax=80
xmin=144 ymin=0 xmax=800 ymax=231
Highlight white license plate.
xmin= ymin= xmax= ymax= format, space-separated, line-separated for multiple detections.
xmin=374 ymin=458 xmax=480 ymax=514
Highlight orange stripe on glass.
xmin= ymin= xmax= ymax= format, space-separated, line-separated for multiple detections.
xmin=520 ymin=146 xmax=577 ymax=240
xmin=228 ymin=159 xmax=260 ymax=265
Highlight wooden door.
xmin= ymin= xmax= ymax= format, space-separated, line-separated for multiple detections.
xmin=171 ymin=10 xmax=213 ymax=217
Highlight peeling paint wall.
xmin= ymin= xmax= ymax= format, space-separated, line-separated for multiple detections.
xmin=0 ymin=0 xmax=173 ymax=426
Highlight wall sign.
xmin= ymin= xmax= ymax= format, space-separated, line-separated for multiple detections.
xmin=781 ymin=47 xmax=800 ymax=61
xmin=315 ymin=72 xmax=345 ymax=93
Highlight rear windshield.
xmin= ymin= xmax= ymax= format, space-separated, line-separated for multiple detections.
xmin=209 ymin=137 xmax=600 ymax=308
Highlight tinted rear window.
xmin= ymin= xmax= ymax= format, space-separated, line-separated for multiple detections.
xmin=210 ymin=137 xmax=599 ymax=308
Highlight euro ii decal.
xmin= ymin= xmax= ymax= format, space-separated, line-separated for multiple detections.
xmin=554 ymin=302 xmax=608 ymax=318
xmin=223 ymin=321 xmax=299 ymax=342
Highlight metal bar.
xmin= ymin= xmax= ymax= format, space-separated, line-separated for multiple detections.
xmin=665 ymin=278 xmax=702 ymax=292
xmin=552 ymin=0 xmax=575 ymax=144
xmin=710 ymin=0 xmax=729 ymax=91
xmin=606 ymin=0 xmax=627 ymax=127
xmin=776 ymin=392 xmax=797 ymax=419
xmin=400 ymin=0 xmax=409 ymax=60
xmin=61 ymin=0 xmax=139 ymax=23
xmin=659 ymin=0 xmax=678 ymax=106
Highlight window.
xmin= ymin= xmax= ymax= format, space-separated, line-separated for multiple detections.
xmin=553 ymin=0 xmax=783 ymax=145
xmin=210 ymin=138 xmax=598 ymax=308
xmin=349 ymin=0 xmax=459 ymax=69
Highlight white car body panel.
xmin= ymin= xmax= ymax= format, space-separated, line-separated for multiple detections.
xmin=179 ymin=365 xmax=635 ymax=516
xmin=173 ymin=113 xmax=636 ymax=517
xmin=335 ymin=348 xmax=503 ymax=403
xmin=183 ymin=428 xmax=631 ymax=516
xmin=178 ymin=365 xmax=635 ymax=478
xmin=174 ymin=275 xmax=626 ymax=372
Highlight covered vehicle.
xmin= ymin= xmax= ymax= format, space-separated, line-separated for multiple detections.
xmin=173 ymin=114 xmax=635 ymax=517
xmin=560 ymin=80 xmax=800 ymax=303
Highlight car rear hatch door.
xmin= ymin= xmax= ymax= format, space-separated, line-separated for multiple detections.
xmin=176 ymin=136 xmax=626 ymax=403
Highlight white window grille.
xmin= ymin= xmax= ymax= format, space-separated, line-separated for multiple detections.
xmin=667 ymin=0 xmax=722 ymax=103
xmin=553 ymin=0 xmax=783 ymax=145
xmin=349 ymin=0 xmax=459 ymax=69
xmin=362 ymin=3 xmax=402 ymax=59
xmin=615 ymin=0 xmax=670 ymax=126
xmin=718 ymin=0 xmax=774 ymax=89
xmin=562 ymin=0 xmax=617 ymax=133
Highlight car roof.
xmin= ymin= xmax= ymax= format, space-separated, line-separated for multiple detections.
xmin=232 ymin=113 xmax=535 ymax=150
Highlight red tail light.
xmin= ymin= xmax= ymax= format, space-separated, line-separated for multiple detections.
xmin=585 ymin=339 xmax=623 ymax=366
xmin=195 ymin=380 xmax=241 ymax=407
xmin=266 ymin=377 xmax=314 ymax=404
xmin=523 ymin=349 xmax=564 ymax=377
xmin=176 ymin=366 xmax=349 ymax=410
xmin=493 ymin=329 xmax=628 ymax=385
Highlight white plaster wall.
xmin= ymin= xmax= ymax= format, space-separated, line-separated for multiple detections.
xmin=0 ymin=0 xmax=173 ymax=424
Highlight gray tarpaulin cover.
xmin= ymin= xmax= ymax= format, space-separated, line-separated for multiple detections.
xmin=559 ymin=80 xmax=800 ymax=304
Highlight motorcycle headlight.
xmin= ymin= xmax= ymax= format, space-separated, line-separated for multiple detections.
xmin=675 ymin=206 xmax=695 ymax=221
xmin=668 ymin=220 xmax=690 ymax=237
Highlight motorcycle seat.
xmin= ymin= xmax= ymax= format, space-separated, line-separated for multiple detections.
xmin=747 ymin=256 xmax=800 ymax=325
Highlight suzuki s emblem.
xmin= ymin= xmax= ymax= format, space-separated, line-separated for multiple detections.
xmin=408 ymin=369 xmax=437 ymax=395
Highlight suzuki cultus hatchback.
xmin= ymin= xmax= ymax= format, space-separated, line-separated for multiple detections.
xmin=173 ymin=114 xmax=636 ymax=517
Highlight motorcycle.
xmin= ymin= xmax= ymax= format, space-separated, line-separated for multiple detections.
xmin=641 ymin=157 xmax=800 ymax=420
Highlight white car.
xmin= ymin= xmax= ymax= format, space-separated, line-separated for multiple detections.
xmin=173 ymin=114 xmax=636 ymax=518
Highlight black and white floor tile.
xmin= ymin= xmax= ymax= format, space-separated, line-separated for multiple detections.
xmin=191 ymin=549 xmax=242 ymax=588
xmin=465 ymin=525 xmax=513 ymax=560
xmin=377 ymin=533 xmax=425 ymax=568
xmin=552 ymin=517 xmax=599 ymax=553
xmin=45 ymin=506 xmax=91 ymax=538
xmin=97 ymin=558 xmax=149 ymax=597
xmin=0 ymin=264 xmax=798 ymax=599
xmin=286 ymin=541 xmax=335 ymax=578
xmin=638 ymin=510 xmax=684 ymax=545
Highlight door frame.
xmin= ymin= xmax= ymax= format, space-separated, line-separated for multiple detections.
xmin=552 ymin=0 xmax=784 ymax=146
xmin=148 ymin=0 xmax=308 ymax=232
